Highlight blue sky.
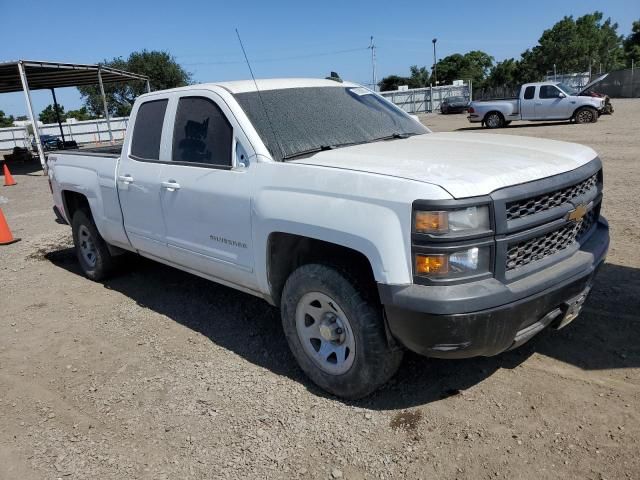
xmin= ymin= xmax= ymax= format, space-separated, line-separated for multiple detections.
xmin=2 ymin=0 xmax=638 ymax=116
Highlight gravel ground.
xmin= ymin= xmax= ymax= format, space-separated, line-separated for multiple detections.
xmin=1 ymin=99 xmax=638 ymax=480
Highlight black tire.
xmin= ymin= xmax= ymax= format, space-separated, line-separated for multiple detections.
xmin=484 ymin=111 xmax=504 ymax=129
xmin=71 ymin=209 xmax=117 ymax=281
xmin=281 ymin=264 xmax=403 ymax=399
xmin=574 ymin=107 xmax=597 ymax=124
xmin=441 ymin=105 xmax=448 ymax=114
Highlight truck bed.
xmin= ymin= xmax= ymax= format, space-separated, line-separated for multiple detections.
xmin=47 ymin=143 xmax=123 ymax=158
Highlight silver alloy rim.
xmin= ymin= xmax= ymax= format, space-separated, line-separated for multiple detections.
xmin=578 ymin=110 xmax=592 ymax=123
xmin=295 ymin=291 xmax=356 ymax=375
xmin=78 ymin=225 xmax=97 ymax=267
xmin=487 ymin=114 xmax=500 ymax=127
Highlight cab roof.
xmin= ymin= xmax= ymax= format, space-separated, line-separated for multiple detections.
xmin=208 ymin=78 xmax=359 ymax=94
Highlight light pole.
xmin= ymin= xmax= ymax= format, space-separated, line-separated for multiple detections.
xmin=432 ymin=38 xmax=438 ymax=86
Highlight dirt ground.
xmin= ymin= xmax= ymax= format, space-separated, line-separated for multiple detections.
xmin=1 ymin=100 xmax=638 ymax=480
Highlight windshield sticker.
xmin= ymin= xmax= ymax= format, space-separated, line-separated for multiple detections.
xmin=349 ymin=87 xmax=372 ymax=96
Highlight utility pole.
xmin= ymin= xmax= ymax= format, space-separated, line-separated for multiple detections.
xmin=368 ymin=36 xmax=377 ymax=91
xmin=432 ymin=38 xmax=438 ymax=86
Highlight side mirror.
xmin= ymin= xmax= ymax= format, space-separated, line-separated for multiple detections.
xmin=558 ymin=92 xmax=566 ymax=98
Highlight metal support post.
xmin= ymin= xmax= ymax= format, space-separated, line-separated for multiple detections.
xmin=97 ymin=67 xmax=114 ymax=143
xmin=429 ymin=84 xmax=433 ymax=113
xmin=145 ymin=79 xmax=151 ymax=93
xmin=18 ymin=61 xmax=46 ymax=170
xmin=50 ymin=88 xmax=66 ymax=145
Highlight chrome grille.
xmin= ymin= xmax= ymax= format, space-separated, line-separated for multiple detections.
xmin=506 ymin=206 xmax=598 ymax=271
xmin=506 ymin=173 xmax=598 ymax=221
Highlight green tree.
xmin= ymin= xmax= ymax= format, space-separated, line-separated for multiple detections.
xmin=78 ymin=50 xmax=191 ymax=117
xmin=66 ymin=106 xmax=94 ymax=121
xmin=407 ymin=65 xmax=430 ymax=88
xmin=525 ymin=12 xmax=623 ymax=76
xmin=486 ymin=58 xmax=520 ymax=87
xmin=0 ymin=110 xmax=15 ymax=128
xmin=378 ymin=74 xmax=410 ymax=92
xmin=39 ymin=104 xmax=65 ymax=124
xmin=435 ymin=51 xmax=494 ymax=87
xmin=624 ymin=19 xmax=640 ymax=67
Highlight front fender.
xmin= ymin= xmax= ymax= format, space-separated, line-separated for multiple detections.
xmin=252 ymin=189 xmax=408 ymax=292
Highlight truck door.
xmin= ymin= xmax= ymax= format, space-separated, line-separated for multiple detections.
xmin=117 ymin=98 xmax=171 ymax=260
xmin=159 ymin=92 xmax=257 ymax=289
xmin=520 ymin=85 xmax=536 ymax=119
xmin=535 ymin=85 xmax=571 ymax=119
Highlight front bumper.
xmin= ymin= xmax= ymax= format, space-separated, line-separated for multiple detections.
xmin=379 ymin=219 xmax=609 ymax=359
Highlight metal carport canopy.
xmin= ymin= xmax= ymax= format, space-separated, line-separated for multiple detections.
xmin=0 ymin=59 xmax=150 ymax=169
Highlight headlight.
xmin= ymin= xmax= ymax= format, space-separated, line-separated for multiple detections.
xmin=414 ymin=206 xmax=490 ymax=235
xmin=415 ymin=246 xmax=491 ymax=279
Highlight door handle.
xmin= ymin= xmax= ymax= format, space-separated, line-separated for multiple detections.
xmin=535 ymin=103 xmax=542 ymax=106
xmin=118 ymin=175 xmax=134 ymax=184
xmin=161 ymin=181 xmax=181 ymax=191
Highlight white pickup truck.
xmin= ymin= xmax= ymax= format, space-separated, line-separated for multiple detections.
xmin=48 ymin=78 xmax=609 ymax=398
xmin=468 ymin=80 xmax=606 ymax=128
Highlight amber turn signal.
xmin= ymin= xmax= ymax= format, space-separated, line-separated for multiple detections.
xmin=415 ymin=254 xmax=450 ymax=275
xmin=415 ymin=211 xmax=448 ymax=233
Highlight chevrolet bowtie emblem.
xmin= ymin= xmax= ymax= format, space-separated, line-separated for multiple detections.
xmin=567 ymin=204 xmax=588 ymax=222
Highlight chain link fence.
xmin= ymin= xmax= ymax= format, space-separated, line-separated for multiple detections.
xmin=473 ymin=68 xmax=639 ymax=101
xmin=588 ymin=69 xmax=640 ymax=98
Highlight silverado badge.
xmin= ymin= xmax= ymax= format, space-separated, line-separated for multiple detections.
xmin=567 ymin=204 xmax=588 ymax=223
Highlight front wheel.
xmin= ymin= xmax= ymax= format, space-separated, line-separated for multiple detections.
xmin=574 ymin=107 xmax=597 ymax=124
xmin=484 ymin=111 xmax=504 ymax=128
xmin=281 ymin=264 xmax=403 ymax=399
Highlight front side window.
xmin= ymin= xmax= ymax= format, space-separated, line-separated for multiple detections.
xmin=539 ymin=85 xmax=563 ymax=99
xmin=172 ymin=97 xmax=233 ymax=167
xmin=131 ymin=99 xmax=168 ymax=160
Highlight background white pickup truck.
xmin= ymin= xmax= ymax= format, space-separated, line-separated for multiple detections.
xmin=468 ymin=80 xmax=606 ymax=128
xmin=48 ymin=78 xmax=609 ymax=398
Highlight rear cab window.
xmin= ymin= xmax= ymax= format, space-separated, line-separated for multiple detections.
xmin=130 ymin=99 xmax=168 ymax=160
xmin=523 ymin=86 xmax=535 ymax=100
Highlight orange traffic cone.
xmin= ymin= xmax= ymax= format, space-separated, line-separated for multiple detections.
xmin=3 ymin=163 xmax=16 ymax=186
xmin=0 ymin=207 xmax=20 ymax=245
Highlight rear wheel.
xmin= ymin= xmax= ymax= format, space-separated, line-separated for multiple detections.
xmin=71 ymin=210 xmax=117 ymax=281
xmin=281 ymin=264 xmax=403 ymax=399
xmin=484 ymin=111 xmax=504 ymax=129
xmin=574 ymin=107 xmax=597 ymax=124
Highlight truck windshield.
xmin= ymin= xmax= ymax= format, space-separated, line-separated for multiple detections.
xmin=557 ymin=83 xmax=578 ymax=95
xmin=233 ymin=86 xmax=428 ymax=161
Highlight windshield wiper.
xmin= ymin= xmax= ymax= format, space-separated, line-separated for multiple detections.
xmin=282 ymin=145 xmax=335 ymax=160
xmin=282 ymin=132 xmax=417 ymax=161
xmin=378 ymin=132 xmax=412 ymax=140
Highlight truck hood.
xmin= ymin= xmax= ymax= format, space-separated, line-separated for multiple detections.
xmin=290 ymin=132 xmax=597 ymax=198
xmin=578 ymin=73 xmax=609 ymax=95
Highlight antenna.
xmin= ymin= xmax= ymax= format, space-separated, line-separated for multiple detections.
xmin=368 ymin=36 xmax=377 ymax=91
xmin=235 ymin=28 xmax=285 ymax=161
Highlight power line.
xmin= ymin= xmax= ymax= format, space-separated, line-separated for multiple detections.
xmin=181 ymin=46 xmax=369 ymax=66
